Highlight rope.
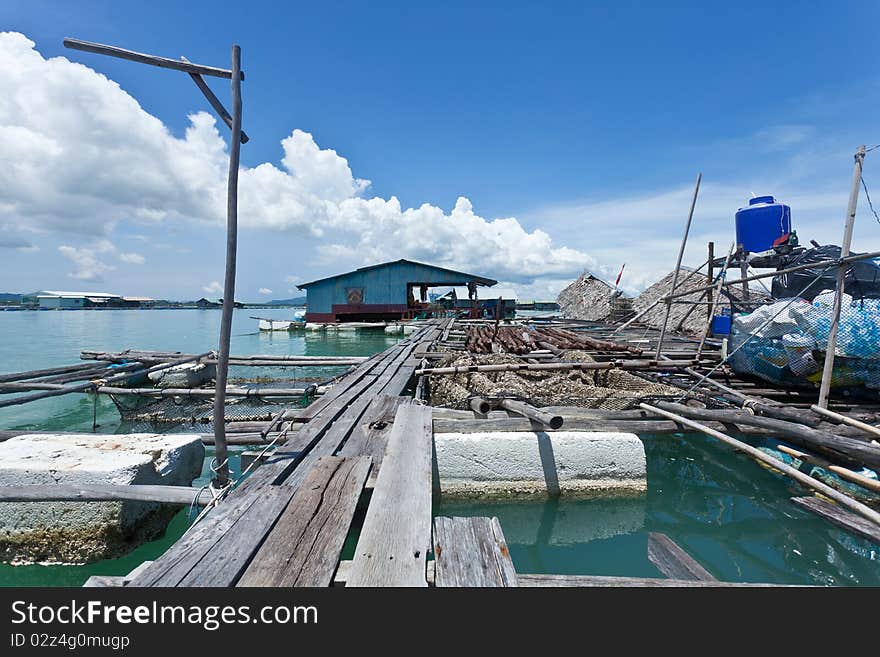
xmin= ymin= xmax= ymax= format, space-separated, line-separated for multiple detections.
xmin=673 ymin=266 xmax=833 ymax=403
xmin=860 ymin=173 xmax=880 ymax=224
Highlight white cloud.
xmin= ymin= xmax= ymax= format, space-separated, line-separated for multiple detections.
xmin=119 ymin=252 xmax=145 ymax=264
xmin=57 ymin=244 xmax=116 ymax=281
xmin=202 ymin=281 xmax=223 ymax=295
xmin=3 ymin=31 xmax=876 ymax=301
xmin=0 ymin=32 xmax=591 ymax=296
xmin=258 ymin=287 xmax=273 ymax=295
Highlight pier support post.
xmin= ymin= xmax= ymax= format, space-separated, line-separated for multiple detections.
xmin=817 ymin=145 xmax=866 ymax=409
xmin=211 ymin=45 xmax=243 ymax=487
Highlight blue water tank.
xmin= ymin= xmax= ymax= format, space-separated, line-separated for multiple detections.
xmin=735 ymin=195 xmax=791 ymax=253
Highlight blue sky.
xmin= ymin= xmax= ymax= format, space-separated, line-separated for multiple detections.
xmin=1 ymin=1 xmax=879 ymax=300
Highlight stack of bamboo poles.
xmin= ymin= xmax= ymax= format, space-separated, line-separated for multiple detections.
xmin=464 ymin=325 xmax=642 ymax=355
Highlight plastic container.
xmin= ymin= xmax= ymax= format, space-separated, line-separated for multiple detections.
xmin=711 ymin=314 xmax=732 ymax=336
xmin=735 ymin=195 xmax=792 ymax=253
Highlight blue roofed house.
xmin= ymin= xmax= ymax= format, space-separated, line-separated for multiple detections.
xmin=297 ymin=259 xmax=497 ymax=322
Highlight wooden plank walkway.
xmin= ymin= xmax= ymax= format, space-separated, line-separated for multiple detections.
xmin=237 ymin=456 xmax=371 ymax=587
xmin=346 ymin=402 xmax=433 ymax=587
xmin=130 ymin=322 xmax=441 ymax=587
xmin=433 ymin=516 xmax=518 ymax=587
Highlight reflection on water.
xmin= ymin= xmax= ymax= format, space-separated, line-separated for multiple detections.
xmin=437 ymin=433 xmax=880 ymax=586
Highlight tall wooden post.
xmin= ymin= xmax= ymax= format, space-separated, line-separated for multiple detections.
xmin=817 ymin=145 xmax=866 ymax=409
xmin=655 ymin=173 xmax=701 ymax=359
xmin=706 ymin=241 xmax=714 ymax=322
xmin=211 ymin=44 xmax=243 ymax=486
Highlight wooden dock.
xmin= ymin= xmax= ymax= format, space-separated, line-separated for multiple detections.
xmin=9 ymin=316 xmax=874 ymax=587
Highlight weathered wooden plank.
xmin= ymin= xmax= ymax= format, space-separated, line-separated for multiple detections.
xmin=433 ymin=516 xmax=518 ymax=587
xmin=339 ymin=394 xmax=403 ymax=476
xmin=0 ymin=483 xmax=213 ymax=506
xmin=176 ymin=486 xmax=296 ymax=587
xmin=346 ymin=402 xmax=433 ymax=587
xmin=517 ymin=574 xmax=803 ymax=587
xmin=237 ymin=456 xmax=371 ymax=587
xmin=129 ymin=493 xmax=259 ymax=586
xmin=647 ymin=532 xmax=716 ymax=581
xmin=278 ymin=336 xmax=425 ymax=490
xmin=792 ymin=496 xmax=880 ymax=546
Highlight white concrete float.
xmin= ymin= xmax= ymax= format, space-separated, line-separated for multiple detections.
xmin=433 ymin=431 xmax=647 ymax=500
xmin=147 ymin=361 xmax=215 ymax=388
xmin=0 ymin=433 xmax=204 ymax=564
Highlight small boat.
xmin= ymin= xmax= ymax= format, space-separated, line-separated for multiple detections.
xmin=254 ymin=311 xmax=306 ymax=331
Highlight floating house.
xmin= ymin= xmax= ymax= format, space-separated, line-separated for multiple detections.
xmin=21 ymin=291 xmax=154 ymax=309
xmin=297 ymin=259 xmax=497 ymax=322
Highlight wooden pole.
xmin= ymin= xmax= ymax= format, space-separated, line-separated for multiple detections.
xmin=817 ymin=145 xmax=866 ymax=409
xmin=211 ymin=44 xmax=243 ymax=487
xmin=810 ymin=403 xmax=880 ymax=440
xmin=696 ymin=242 xmax=735 ymax=358
xmin=776 ymin=445 xmax=880 ymax=494
xmin=706 ymin=241 xmax=714 ymax=322
xmin=0 ymin=351 xmax=212 ymax=410
xmin=662 ymin=248 xmax=880 ymax=302
xmin=63 ymin=38 xmax=241 ymax=79
xmin=181 ymin=56 xmax=249 ymax=143
xmin=611 ymin=258 xmax=709 ymax=333
xmin=639 ymin=402 xmax=880 ymax=528
xmin=499 ymin=398 xmax=564 ymax=429
xmin=655 ymin=173 xmax=701 ymax=359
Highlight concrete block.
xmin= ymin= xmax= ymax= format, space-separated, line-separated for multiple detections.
xmin=0 ymin=433 xmax=204 ymax=564
xmin=434 ymin=431 xmax=646 ymax=500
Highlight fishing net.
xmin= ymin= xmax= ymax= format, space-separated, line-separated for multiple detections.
xmin=107 ymin=364 xmax=350 ymax=432
xmin=727 ymin=292 xmax=880 ymax=397
xmin=427 ymin=351 xmax=682 ymax=411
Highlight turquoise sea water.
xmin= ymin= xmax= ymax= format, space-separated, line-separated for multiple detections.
xmin=0 ymin=309 xmax=878 ymax=586
xmin=0 ymin=308 xmax=400 ymax=586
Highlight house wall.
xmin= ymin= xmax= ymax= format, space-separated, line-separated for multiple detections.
xmin=38 ymin=297 xmax=84 ymax=309
xmin=304 ymin=262 xmax=492 ymax=317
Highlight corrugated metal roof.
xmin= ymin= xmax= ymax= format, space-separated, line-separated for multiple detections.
xmin=297 ymin=259 xmax=497 ymax=289
xmin=37 ymin=290 xmax=121 ymax=298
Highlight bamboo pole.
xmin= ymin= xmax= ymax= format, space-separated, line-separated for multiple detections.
xmin=211 ymin=44 xmax=243 ymax=488
xmin=776 ymin=445 xmax=880 ymax=494
xmin=650 ymin=400 xmax=880 ymax=469
xmin=818 ymin=145 xmax=867 ymax=409
xmin=415 ymin=359 xmax=707 ymax=376
xmin=639 ymin=402 xmax=880 ymax=528
xmin=655 ymin=173 xmax=702 ymax=359
xmin=696 ymin=242 xmax=736 ymax=358
xmin=0 ymin=362 xmax=110 ymax=384
xmin=469 ymin=396 xmax=491 ymax=414
xmin=662 ymin=248 xmax=880 ymax=303
xmin=810 ymin=403 xmax=880 ymax=440
xmin=0 ymin=351 xmax=212 ymax=410
xmin=498 ymin=398 xmax=564 ymax=429
xmin=612 ymin=258 xmax=710 ymax=333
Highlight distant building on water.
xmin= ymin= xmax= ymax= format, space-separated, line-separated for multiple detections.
xmin=297 ymin=259 xmax=497 ymax=322
xmin=22 ymin=291 xmax=155 ymax=309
